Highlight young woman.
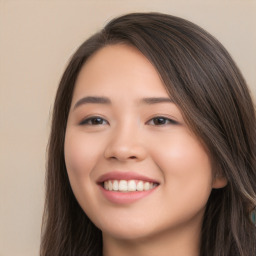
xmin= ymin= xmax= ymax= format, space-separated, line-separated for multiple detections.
xmin=40 ymin=13 xmax=256 ymax=256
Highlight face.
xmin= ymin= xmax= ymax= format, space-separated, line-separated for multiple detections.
xmin=64 ymin=44 xmax=226 ymax=242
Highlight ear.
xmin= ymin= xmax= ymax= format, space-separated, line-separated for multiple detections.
xmin=212 ymin=173 xmax=228 ymax=189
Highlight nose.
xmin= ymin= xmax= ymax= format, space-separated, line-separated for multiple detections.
xmin=104 ymin=124 xmax=147 ymax=162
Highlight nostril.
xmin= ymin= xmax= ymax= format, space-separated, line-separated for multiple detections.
xmin=104 ymin=144 xmax=147 ymax=162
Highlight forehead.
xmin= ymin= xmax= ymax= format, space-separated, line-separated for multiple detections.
xmin=72 ymin=44 xmax=169 ymax=99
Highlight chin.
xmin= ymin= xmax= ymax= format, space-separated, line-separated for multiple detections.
xmin=100 ymin=221 xmax=160 ymax=242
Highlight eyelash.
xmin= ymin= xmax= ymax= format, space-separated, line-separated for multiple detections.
xmin=79 ymin=116 xmax=109 ymax=126
xmin=146 ymin=116 xmax=178 ymax=126
xmin=79 ymin=116 xmax=178 ymax=126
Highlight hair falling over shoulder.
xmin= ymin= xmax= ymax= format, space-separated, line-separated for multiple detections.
xmin=40 ymin=12 xmax=256 ymax=256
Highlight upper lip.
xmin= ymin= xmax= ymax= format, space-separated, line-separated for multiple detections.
xmin=97 ymin=171 xmax=160 ymax=184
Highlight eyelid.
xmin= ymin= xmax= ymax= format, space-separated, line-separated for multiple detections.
xmin=79 ymin=115 xmax=109 ymax=126
xmin=146 ymin=115 xmax=179 ymax=125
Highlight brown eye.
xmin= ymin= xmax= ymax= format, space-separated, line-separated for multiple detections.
xmin=147 ymin=117 xmax=178 ymax=126
xmin=80 ymin=117 xmax=108 ymax=125
xmin=153 ymin=117 xmax=167 ymax=125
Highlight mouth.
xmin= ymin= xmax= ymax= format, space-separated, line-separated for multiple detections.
xmin=97 ymin=171 xmax=160 ymax=204
xmin=101 ymin=179 xmax=159 ymax=192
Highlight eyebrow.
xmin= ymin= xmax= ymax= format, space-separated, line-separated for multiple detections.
xmin=73 ymin=96 xmax=174 ymax=111
xmin=140 ymin=97 xmax=174 ymax=104
xmin=73 ymin=96 xmax=111 ymax=110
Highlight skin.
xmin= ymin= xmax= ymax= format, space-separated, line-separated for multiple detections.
xmin=64 ymin=44 xmax=227 ymax=256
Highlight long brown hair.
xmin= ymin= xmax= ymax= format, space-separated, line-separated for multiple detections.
xmin=41 ymin=13 xmax=256 ymax=256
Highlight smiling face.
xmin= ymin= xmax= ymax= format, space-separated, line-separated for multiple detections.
xmin=64 ymin=44 xmax=226 ymax=248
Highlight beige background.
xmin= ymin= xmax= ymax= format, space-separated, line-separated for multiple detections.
xmin=0 ymin=0 xmax=255 ymax=255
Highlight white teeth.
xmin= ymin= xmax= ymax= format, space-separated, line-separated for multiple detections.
xmin=103 ymin=180 xmax=157 ymax=192
xmin=119 ymin=180 xmax=127 ymax=191
xmin=128 ymin=180 xmax=136 ymax=191
xmin=104 ymin=181 xmax=109 ymax=190
xmin=113 ymin=180 xmax=119 ymax=191
xmin=144 ymin=182 xmax=150 ymax=191
xmin=137 ymin=181 xmax=144 ymax=191
xmin=108 ymin=180 xmax=113 ymax=190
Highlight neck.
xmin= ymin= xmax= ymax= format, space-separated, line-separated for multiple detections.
xmin=102 ymin=222 xmax=201 ymax=256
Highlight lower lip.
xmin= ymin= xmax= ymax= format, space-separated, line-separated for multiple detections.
xmin=99 ymin=185 xmax=158 ymax=204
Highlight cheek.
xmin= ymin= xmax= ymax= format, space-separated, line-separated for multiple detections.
xmin=64 ymin=130 xmax=107 ymax=219
xmin=64 ymin=130 xmax=100 ymax=173
xmin=151 ymin=131 xmax=213 ymax=203
xmin=65 ymin=136 xmax=87 ymax=177
xmin=64 ymin=130 xmax=103 ymax=197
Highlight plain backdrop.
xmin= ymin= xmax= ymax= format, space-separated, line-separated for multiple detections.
xmin=0 ymin=0 xmax=255 ymax=255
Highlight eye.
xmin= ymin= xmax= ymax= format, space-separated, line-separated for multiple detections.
xmin=147 ymin=116 xmax=178 ymax=126
xmin=79 ymin=116 xmax=108 ymax=126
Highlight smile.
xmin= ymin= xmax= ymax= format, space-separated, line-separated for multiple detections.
xmin=103 ymin=180 xmax=158 ymax=192
xmin=97 ymin=171 xmax=160 ymax=203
